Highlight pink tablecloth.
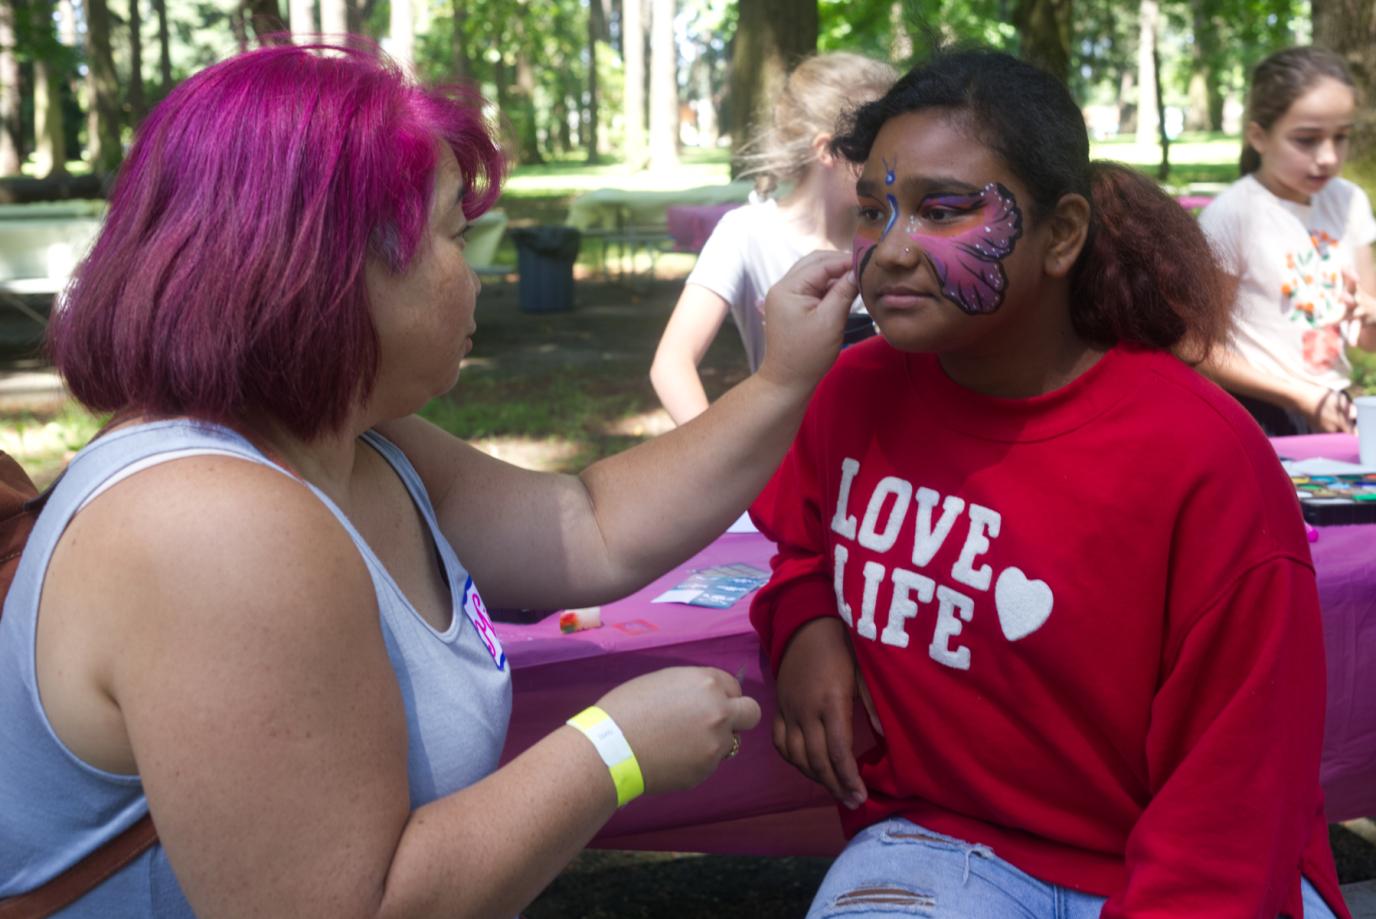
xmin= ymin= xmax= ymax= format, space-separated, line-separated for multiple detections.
xmin=665 ymin=203 xmax=741 ymax=253
xmin=1271 ymin=434 xmax=1376 ymax=821
xmin=495 ymin=434 xmax=1376 ymax=855
xmin=1175 ymin=194 xmax=1214 ymax=213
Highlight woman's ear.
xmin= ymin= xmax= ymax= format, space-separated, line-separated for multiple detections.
xmin=1043 ymin=193 xmax=1090 ymax=278
xmin=1243 ymin=121 xmax=1269 ymax=158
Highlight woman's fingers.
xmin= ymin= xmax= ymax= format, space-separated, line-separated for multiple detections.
xmin=728 ymin=694 xmax=762 ymax=734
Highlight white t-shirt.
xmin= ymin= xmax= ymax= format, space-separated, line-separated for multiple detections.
xmin=1199 ymin=173 xmax=1376 ymax=391
xmin=686 ymin=198 xmax=865 ymax=372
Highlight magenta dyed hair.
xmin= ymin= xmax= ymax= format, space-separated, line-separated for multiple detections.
xmin=50 ymin=40 xmax=504 ymax=439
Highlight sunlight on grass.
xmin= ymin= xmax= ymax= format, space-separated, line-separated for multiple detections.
xmin=0 ymin=401 xmax=105 ymax=486
xmin=504 ymin=149 xmax=733 ymax=197
xmin=419 ymin=367 xmax=663 ymax=472
xmin=1091 ymin=132 xmax=1240 ymax=166
xmin=1090 ymin=132 xmax=1242 ymax=192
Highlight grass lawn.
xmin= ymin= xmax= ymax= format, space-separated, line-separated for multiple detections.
xmin=1090 ymin=130 xmax=1243 ymax=191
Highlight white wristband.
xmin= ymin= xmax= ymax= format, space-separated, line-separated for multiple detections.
xmin=566 ymin=706 xmax=644 ymax=807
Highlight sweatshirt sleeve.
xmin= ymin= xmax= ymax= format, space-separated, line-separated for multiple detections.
xmin=747 ymin=410 xmax=840 ymax=675
xmin=1101 ymin=553 xmax=1329 ymax=919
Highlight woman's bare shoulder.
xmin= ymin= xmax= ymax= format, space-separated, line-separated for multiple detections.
xmin=37 ymin=451 xmax=385 ymax=778
xmin=48 ymin=451 xmax=375 ymax=637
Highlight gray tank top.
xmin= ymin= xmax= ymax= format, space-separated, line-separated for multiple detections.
xmin=0 ymin=420 xmax=512 ymax=914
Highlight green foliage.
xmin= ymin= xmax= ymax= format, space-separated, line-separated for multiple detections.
xmin=1073 ymin=0 xmax=1309 ymax=111
xmin=821 ymin=0 xmax=1015 ymax=64
xmin=1352 ymin=348 xmax=1376 ymax=397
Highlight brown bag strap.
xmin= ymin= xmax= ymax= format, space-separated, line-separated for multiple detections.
xmin=0 ymin=814 xmax=157 ymax=918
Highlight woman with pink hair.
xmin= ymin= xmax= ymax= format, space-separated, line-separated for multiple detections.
xmin=0 ymin=41 xmax=857 ymax=916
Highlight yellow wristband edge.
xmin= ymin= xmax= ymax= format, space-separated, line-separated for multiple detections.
xmin=566 ymin=706 xmax=645 ymax=807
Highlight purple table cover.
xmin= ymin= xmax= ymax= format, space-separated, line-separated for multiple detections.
xmin=1272 ymin=434 xmax=1376 ymax=821
xmin=665 ymin=203 xmax=741 ymax=253
xmin=494 ymin=435 xmax=1376 ymax=855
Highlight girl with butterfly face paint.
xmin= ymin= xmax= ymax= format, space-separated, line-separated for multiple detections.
xmin=750 ymin=49 xmax=1348 ymax=919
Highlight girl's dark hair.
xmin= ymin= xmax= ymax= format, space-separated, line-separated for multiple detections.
xmin=1240 ymin=46 xmax=1354 ymax=175
xmin=830 ymin=48 xmax=1228 ymax=359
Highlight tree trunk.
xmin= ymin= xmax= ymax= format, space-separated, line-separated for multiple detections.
xmin=552 ymin=96 xmax=572 ymax=153
xmin=289 ymin=0 xmax=313 ymax=40
xmin=34 ymin=20 xmax=66 ymax=178
xmin=320 ymin=0 xmax=347 ymax=39
xmin=505 ymin=17 xmax=542 ymax=164
xmin=451 ymin=0 xmax=468 ymax=81
xmin=152 ymin=0 xmax=171 ymax=89
xmin=647 ymin=0 xmax=677 ymax=170
xmin=245 ymin=0 xmax=285 ymax=38
xmin=389 ymin=0 xmax=413 ymax=72
xmin=689 ymin=53 xmax=717 ymax=147
xmin=230 ymin=5 xmax=248 ymax=50
xmin=728 ymin=0 xmax=817 ymax=176
xmin=1135 ymin=0 xmax=1158 ymax=147
xmin=0 ymin=0 xmax=21 ymax=175
xmin=129 ymin=0 xmax=145 ymax=122
xmin=622 ymin=0 xmax=646 ymax=170
xmin=1186 ymin=0 xmax=1223 ymax=131
xmin=584 ymin=0 xmax=602 ymax=162
xmin=1013 ymin=0 xmax=1071 ymax=82
xmin=1153 ymin=41 xmax=1169 ymax=179
xmin=85 ymin=0 xmax=122 ymax=174
xmin=889 ymin=1 xmax=912 ymax=62
xmin=513 ymin=57 xmax=541 ymax=163
xmin=1312 ymin=0 xmax=1376 ymax=196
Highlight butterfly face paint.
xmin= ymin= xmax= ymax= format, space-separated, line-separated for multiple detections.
xmin=907 ymin=182 xmax=1023 ymax=315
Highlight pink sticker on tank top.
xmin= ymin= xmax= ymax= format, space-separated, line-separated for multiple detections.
xmin=462 ymin=576 xmax=506 ymax=670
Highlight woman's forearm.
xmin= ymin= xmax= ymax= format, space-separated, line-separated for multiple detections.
xmin=378 ymin=727 xmax=617 ymax=919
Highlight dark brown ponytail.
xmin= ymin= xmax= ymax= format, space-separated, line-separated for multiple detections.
xmin=1070 ymin=162 xmax=1230 ymax=361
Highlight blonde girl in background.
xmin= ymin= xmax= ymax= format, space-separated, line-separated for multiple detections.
xmin=650 ymin=52 xmax=896 ymax=425
xmin=1199 ymin=46 xmax=1376 ymax=434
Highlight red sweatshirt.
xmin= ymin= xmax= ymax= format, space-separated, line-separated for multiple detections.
xmin=750 ymin=339 xmax=1348 ymax=919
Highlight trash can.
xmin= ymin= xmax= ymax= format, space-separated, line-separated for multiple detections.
xmin=510 ymin=226 xmax=581 ymax=314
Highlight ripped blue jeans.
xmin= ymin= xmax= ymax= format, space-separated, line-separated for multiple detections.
xmin=806 ymin=817 xmax=1337 ymax=919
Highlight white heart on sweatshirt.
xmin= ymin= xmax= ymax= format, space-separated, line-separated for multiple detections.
xmin=994 ymin=567 xmax=1054 ymax=641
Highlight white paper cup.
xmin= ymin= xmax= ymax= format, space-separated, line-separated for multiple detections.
xmin=1355 ymin=395 xmax=1376 ymax=467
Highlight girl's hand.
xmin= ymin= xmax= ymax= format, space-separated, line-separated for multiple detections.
xmin=756 ymin=251 xmax=858 ymax=393
xmin=595 ymin=667 xmax=760 ymax=795
xmin=1341 ymin=268 xmax=1376 ymax=327
xmin=773 ymin=617 xmax=868 ymax=810
xmin=1299 ymin=383 xmax=1356 ymax=433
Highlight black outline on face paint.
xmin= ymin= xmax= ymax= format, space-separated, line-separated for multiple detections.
xmin=908 ymin=181 xmax=1023 ymax=316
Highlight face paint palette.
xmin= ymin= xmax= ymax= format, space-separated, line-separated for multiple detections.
xmin=1290 ymin=472 xmax=1376 ymax=525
